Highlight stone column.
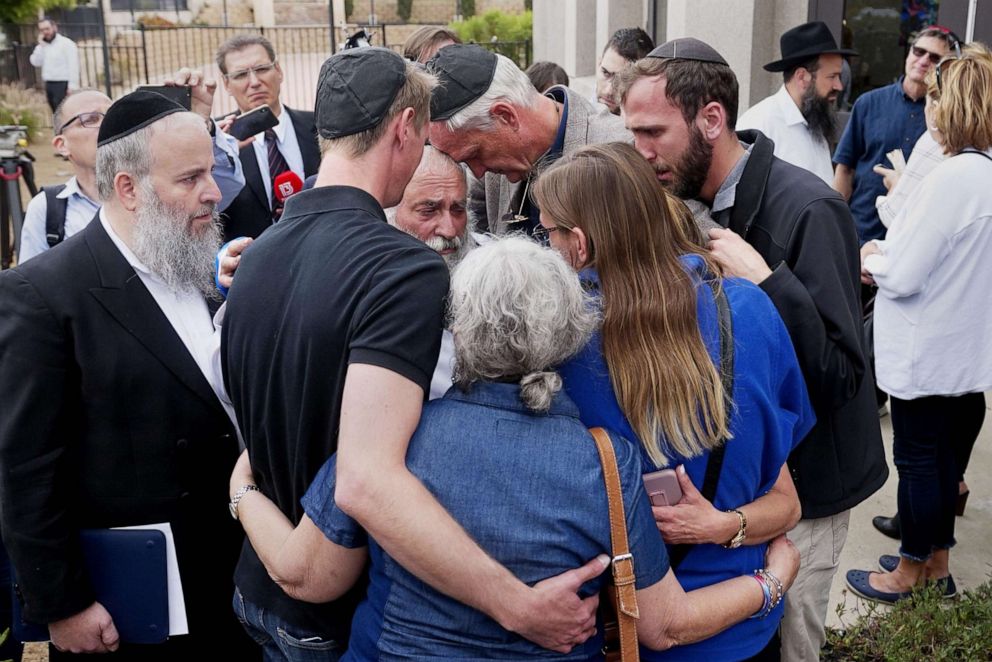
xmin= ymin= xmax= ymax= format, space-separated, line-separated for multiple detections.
xmin=253 ymin=0 xmax=276 ymax=28
xmin=595 ymin=0 xmax=646 ymax=59
xmin=533 ymin=0 xmax=597 ymax=77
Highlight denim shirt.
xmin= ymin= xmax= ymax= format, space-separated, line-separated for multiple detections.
xmin=303 ymin=381 xmax=669 ymax=660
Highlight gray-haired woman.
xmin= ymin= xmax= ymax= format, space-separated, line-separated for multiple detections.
xmin=230 ymin=236 xmax=799 ymax=660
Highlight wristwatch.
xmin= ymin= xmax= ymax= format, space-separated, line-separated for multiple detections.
xmin=229 ymin=484 xmax=261 ymax=520
xmin=722 ymin=509 xmax=747 ymax=549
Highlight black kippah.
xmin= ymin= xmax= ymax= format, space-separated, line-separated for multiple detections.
xmin=648 ymin=38 xmax=730 ymax=66
xmin=97 ymin=90 xmax=186 ymax=147
xmin=427 ymin=44 xmax=497 ymax=121
xmin=315 ymin=47 xmax=407 ymax=139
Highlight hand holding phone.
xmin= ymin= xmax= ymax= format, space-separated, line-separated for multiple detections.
xmin=138 ymin=84 xmax=192 ymax=110
xmin=643 ymin=469 xmax=683 ymax=507
xmin=228 ymin=105 xmax=279 ymax=141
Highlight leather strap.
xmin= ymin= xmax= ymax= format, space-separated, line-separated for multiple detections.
xmin=590 ymin=426 xmax=640 ymax=662
xmin=668 ymin=278 xmax=735 ymax=570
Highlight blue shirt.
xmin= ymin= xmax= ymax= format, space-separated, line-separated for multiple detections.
xmin=303 ymin=381 xmax=669 ymax=660
xmin=833 ymin=79 xmax=927 ymax=243
xmin=560 ymin=257 xmax=815 ymax=662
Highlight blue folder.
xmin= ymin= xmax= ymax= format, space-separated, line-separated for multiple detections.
xmin=12 ymin=528 xmax=170 ymax=645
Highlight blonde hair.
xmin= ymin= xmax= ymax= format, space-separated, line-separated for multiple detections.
xmin=319 ymin=59 xmax=436 ymax=158
xmin=928 ymin=42 xmax=992 ymax=154
xmin=533 ymin=142 xmax=728 ymax=467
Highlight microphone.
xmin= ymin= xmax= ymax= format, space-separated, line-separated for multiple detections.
xmin=273 ymin=171 xmax=303 ymax=204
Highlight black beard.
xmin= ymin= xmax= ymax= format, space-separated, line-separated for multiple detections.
xmin=671 ymin=124 xmax=713 ymax=200
xmin=801 ymin=85 xmax=838 ymax=143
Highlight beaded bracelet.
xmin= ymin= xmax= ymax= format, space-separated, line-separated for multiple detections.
xmin=749 ymin=572 xmax=773 ymax=619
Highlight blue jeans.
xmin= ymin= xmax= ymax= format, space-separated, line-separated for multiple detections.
xmin=891 ymin=393 xmax=985 ymax=561
xmin=233 ymin=587 xmax=342 ymax=662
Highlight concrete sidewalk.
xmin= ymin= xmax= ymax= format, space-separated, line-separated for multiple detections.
xmin=827 ymin=402 xmax=992 ymax=628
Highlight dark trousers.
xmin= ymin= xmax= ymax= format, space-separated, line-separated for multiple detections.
xmin=45 ymin=81 xmax=69 ymax=113
xmin=891 ymin=393 xmax=986 ymax=561
xmin=745 ymin=630 xmax=780 ymax=661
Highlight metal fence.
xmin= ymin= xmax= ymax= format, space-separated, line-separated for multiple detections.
xmin=2 ymin=23 xmax=531 ymax=118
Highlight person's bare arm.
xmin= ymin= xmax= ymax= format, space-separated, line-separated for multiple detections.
xmin=833 ymin=164 xmax=854 ymax=200
xmin=230 ymin=451 xmax=366 ymax=603
xmin=653 ymin=465 xmax=800 ymax=546
xmin=334 ymin=363 xmax=604 ymax=652
xmin=637 ymin=535 xmax=799 ymax=650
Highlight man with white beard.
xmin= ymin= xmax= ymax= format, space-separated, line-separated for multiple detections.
xmin=0 ymin=90 xmax=254 ymax=659
xmin=385 ymin=146 xmax=479 ymax=397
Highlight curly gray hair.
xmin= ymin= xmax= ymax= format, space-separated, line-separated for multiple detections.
xmin=449 ymin=235 xmax=597 ymax=412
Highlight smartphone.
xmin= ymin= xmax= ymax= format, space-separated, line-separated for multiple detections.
xmin=643 ymin=469 xmax=682 ymax=507
xmin=138 ymin=84 xmax=192 ymax=110
xmin=228 ymin=104 xmax=279 ymax=141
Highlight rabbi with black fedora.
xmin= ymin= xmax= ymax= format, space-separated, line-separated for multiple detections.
xmin=738 ymin=21 xmax=857 ymax=184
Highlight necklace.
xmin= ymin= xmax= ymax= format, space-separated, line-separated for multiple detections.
xmin=506 ymin=97 xmax=562 ymax=225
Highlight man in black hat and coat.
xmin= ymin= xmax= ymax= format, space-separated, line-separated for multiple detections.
xmin=222 ymin=47 xmax=606 ymax=656
xmin=616 ymin=39 xmax=887 ymax=661
xmin=738 ymin=21 xmax=856 ymax=184
xmin=0 ymin=90 xmax=252 ymax=659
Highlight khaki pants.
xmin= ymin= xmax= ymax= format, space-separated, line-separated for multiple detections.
xmin=780 ymin=510 xmax=851 ymax=662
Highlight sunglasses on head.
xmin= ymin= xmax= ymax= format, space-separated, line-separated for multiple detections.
xmin=935 ymin=56 xmax=958 ymax=95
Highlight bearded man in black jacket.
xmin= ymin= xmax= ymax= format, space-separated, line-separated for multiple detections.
xmin=616 ymin=38 xmax=887 ymax=662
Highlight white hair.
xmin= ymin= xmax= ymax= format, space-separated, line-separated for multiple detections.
xmin=449 ymin=235 xmax=597 ymax=412
xmin=444 ymin=54 xmax=541 ymax=132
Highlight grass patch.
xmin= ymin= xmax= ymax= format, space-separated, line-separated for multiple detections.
xmin=824 ymin=578 xmax=992 ymax=661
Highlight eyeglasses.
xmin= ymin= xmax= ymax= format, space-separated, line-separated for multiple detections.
xmin=225 ymin=62 xmax=277 ymax=83
xmin=57 ymin=111 xmax=104 ymax=135
xmin=532 ymin=224 xmax=562 ymax=245
xmin=911 ymin=45 xmax=947 ymax=65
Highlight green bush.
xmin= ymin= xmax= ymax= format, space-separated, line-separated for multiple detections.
xmin=344 ymin=0 xmax=354 ymax=20
xmin=460 ymin=0 xmax=475 ymax=18
xmin=824 ymin=579 xmax=992 ymax=661
xmin=0 ymin=82 xmax=50 ymax=142
xmin=397 ymin=0 xmax=413 ymax=22
xmin=450 ymin=9 xmax=531 ymax=43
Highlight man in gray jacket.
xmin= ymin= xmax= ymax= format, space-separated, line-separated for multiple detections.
xmin=427 ymin=45 xmax=630 ymax=235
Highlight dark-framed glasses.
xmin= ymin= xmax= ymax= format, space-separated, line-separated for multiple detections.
xmin=532 ymin=224 xmax=561 ymax=245
xmin=225 ymin=62 xmax=277 ymax=83
xmin=912 ymin=45 xmax=947 ymax=65
xmin=57 ymin=111 xmax=104 ymax=135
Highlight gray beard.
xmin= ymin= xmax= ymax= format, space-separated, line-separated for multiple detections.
xmin=423 ymin=231 xmax=474 ymax=269
xmin=131 ymin=181 xmax=223 ymax=299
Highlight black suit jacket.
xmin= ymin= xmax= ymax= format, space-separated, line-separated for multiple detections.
xmin=0 ymin=219 xmax=244 ymax=638
xmin=221 ymin=107 xmax=320 ymax=242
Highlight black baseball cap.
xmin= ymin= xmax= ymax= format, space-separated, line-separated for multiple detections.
xmin=315 ymin=47 xmax=408 ymax=139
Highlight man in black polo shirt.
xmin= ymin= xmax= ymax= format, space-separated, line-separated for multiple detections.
xmin=221 ymin=47 xmax=604 ymax=657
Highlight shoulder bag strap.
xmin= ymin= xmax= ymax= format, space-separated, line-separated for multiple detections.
xmin=590 ymin=426 xmax=640 ymax=662
xmin=43 ymin=184 xmax=68 ymax=248
xmin=668 ymin=278 xmax=735 ymax=570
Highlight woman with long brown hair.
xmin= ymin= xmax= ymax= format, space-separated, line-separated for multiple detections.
xmin=535 ymin=142 xmax=815 ymax=662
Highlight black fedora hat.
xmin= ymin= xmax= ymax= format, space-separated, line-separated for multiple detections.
xmin=764 ymin=21 xmax=857 ymax=72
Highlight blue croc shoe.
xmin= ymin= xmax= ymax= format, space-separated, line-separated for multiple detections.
xmin=846 ymin=569 xmax=912 ymax=605
xmin=878 ymin=554 xmax=899 ymax=572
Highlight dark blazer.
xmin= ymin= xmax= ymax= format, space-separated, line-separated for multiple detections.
xmin=718 ymin=130 xmax=888 ymax=519
xmin=221 ymin=107 xmax=320 ymax=242
xmin=0 ymin=219 xmax=246 ymax=649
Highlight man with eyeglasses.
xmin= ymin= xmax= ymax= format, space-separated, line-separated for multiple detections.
xmin=833 ymin=26 xmax=958 ymax=244
xmin=215 ymin=34 xmax=320 ymax=242
xmin=19 ymin=73 xmax=244 ymax=264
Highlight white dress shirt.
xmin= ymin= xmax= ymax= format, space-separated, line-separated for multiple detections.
xmin=875 ymin=130 xmax=946 ymax=229
xmin=250 ymin=107 xmax=305 ymax=208
xmin=19 ymin=176 xmax=99 ymax=263
xmin=29 ymin=33 xmax=79 ymax=89
xmin=99 ymin=209 xmax=241 ymax=431
xmin=737 ymin=85 xmax=834 ymax=184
